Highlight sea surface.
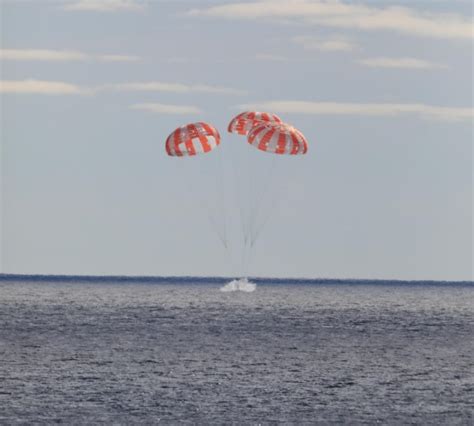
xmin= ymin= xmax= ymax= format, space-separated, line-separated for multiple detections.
xmin=0 ymin=276 xmax=472 ymax=424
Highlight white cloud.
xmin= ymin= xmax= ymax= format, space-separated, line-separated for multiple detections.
xmin=292 ymin=35 xmax=356 ymax=51
xmin=63 ymin=0 xmax=145 ymax=12
xmin=108 ymin=82 xmax=246 ymax=95
xmin=189 ymin=1 xmax=474 ymax=40
xmin=0 ymin=49 xmax=139 ymax=62
xmin=0 ymin=49 xmax=87 ymax=61
xmin=0 ymin=79 xmax=88 ymax=95
xmin=131 ymin=103 xmax=202 ymax=114
xmin=237 ymin=100 xmax=474 ymax=122
xmin=359 ymin=57 xmax=448 ymax=70
xmin=0 ymin=78 xmax=243 ymax=97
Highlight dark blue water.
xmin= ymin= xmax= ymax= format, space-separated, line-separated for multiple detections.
xmin=0 ymin=276 xmax=472 ymax=424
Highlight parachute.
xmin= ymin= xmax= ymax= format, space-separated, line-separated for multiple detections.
xmin=166 ymin=122 xmax=220 ymax=156
xmin=228 ymin=111 xmax=282 ymax=136
xmin=247 ymin=122 xmax=308 ymax=155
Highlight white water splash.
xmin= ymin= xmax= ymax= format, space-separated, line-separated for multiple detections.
xmin=220 ymin=278 xmax=256 ymax=292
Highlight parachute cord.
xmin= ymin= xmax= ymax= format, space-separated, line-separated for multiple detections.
xmin=208 ymin=213 xmax=227 ymax=249
xmin=243 ymin=148 xmax=260 ymax=267
xmin=243 ymin=147 xmax=259 ymax=276
xmin=250 ymin=161 xmax=299 ymax=247
xmin=230 ymin=143 xmax=248 ymax=259
xmin=243 ymin=237 xmax=256 ymax=278
xmin=215 ymin=147 xmax=228 ymax=249
xmin=241 ymin=238 xmax=248 ymax=278
xmin=248 ymin=155 xmax=277 ymax=247
xmin=237 ymin=158 xmax=248 ymax=249
xmin=221 ymin=137 xmax=249 ymax=277
xmin=182 ymin=157 xmax=228 ymax=250
xmin=215 ymin=147 xmax=242 ymax=276
xmin=250 ymin=189 xmax=280 ymax=247
xmin=217 ymin=145 xmax=246 ymax=276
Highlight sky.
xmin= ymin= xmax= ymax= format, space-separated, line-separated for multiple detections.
xmin=0 ymin=0 xmax=472 ymax=280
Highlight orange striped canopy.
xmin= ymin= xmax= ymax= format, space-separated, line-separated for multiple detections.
xmin=228 ymin=111 xmax=282 ymax=136
xmin=247 ymin=122 xmax=308 ymax=155
xmin=166 ymin=122 xmax=221 ymax=157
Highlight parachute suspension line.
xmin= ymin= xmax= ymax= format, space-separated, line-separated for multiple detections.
xmin=208 ymin=214 xmax=228 ymax=249
xmin=248 ymin=155 xmax=277 ymax=247
xmin=242 ymin=225 xmax=261 ymax=278
xmin=241 ymin=149 xmax=251 ymax=252
xmin=231 ymin=152 xmax=249 ymax=277
xmin=217 ymin=145 xmax=246 ymax=277
xmin=239 ymin=149 xmax=273 ymax=278
xmin=237 ymin=154 xmax=249 ymax=248
xmin=182 ymin=158 xmax=228 ymax=250
xmin=242 ymin=236 xmax=253 ymax=278
xmin=206 ymin=175 xmax=228 ymax=250
xmin=239 ymin=154 xmax=279 ymax=278
xmin=251 ymin=161 xmax=302 ymax=249
xmin=242 ymin=147 xmax=260 ymax=277
xmin=250 ymin=186 xmax=281 ymax=248
xmin=214 ymin=147 xmax=228 ymax=249
xmin=221 ymin=140 xmax=247 ymax=277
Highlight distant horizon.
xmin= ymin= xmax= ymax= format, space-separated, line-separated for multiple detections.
xmin=1 ymin=272 xmax=472 ymax=285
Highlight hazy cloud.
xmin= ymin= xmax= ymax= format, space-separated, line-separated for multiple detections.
xmin=359 ymin=57 xmax=448 ymax=69
xmin=0 ymin=79 xmax=89 ymax=95
xmin=1 ymin=49 xmax=87 ymax=61
xmin=108 ymin=82 xmax=246 ymax=95
xmin=190 ymin=1 xmax=474 ymax=40
xmin=292 ymin=35 xmax=356 ymax=51
xmin=0 ymin=49 xmax=139 ymax=62
xmin=238 ymin=100 xmax=474 ymax=122
xmin=130 ymin=103 xmax=202 ymax=114
xmin=63 ymin=0 xmax=145 ymax=12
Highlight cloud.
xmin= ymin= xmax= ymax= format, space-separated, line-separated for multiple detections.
xmin=292 ymin=35 xmax=356 ymax=51
xmin=0 ymin=79 xmax=243 ymax=97
xmin=359 ymin=57 xmax=448 ymax=70
xmin=0 ymin=49 xmax=139 ymax=62
xmin=130 ymin=103 xmax=202 ymax=114
xmin=0 ymin=79 xmax=89 ymax=95
xmin=0 ymin=49 xmax=87 ymax=61
xmin=108 ymin=82 xmax=246 ymax=95
xmin=63 ymin=0 xmax=145 ymax=12
xmin=237 ymin=100 xmax=474 ymax=122
xmin=189 ymin=1 xmax=474 ymax=40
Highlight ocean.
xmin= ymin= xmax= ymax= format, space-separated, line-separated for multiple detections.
xmin=0 ymin=276 xmax=472 ymax=424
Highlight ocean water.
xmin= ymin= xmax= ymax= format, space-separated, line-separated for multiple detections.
xmin=0 ymin=277 xmax=472 ymax=424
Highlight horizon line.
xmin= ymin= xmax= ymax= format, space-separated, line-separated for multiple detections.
xmin=0 ymin=273 xmax=472 ymax=285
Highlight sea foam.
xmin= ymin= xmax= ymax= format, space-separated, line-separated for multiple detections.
xmin=220 ymin=278 xmax=256 ymax=292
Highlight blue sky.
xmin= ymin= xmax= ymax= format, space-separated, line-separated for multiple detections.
xmin=1 ymin=0 xmax=472 ymax=280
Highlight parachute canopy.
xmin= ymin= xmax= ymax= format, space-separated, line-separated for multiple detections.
xmin=166 ymin=122 xmax=220 ymax=157
xmin=228 ymin=111 xmax=282 ymax=136
xmin=247 ymin=122 xmax=308 ymax=155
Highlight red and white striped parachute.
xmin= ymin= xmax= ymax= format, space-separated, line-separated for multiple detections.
xmin=166 ymin=122 xmax=220 ymax=157
xmin=247 ymin=122 xmax=308 ymax=155
xmin=228 ymin=111 xmax=282 ymax=136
